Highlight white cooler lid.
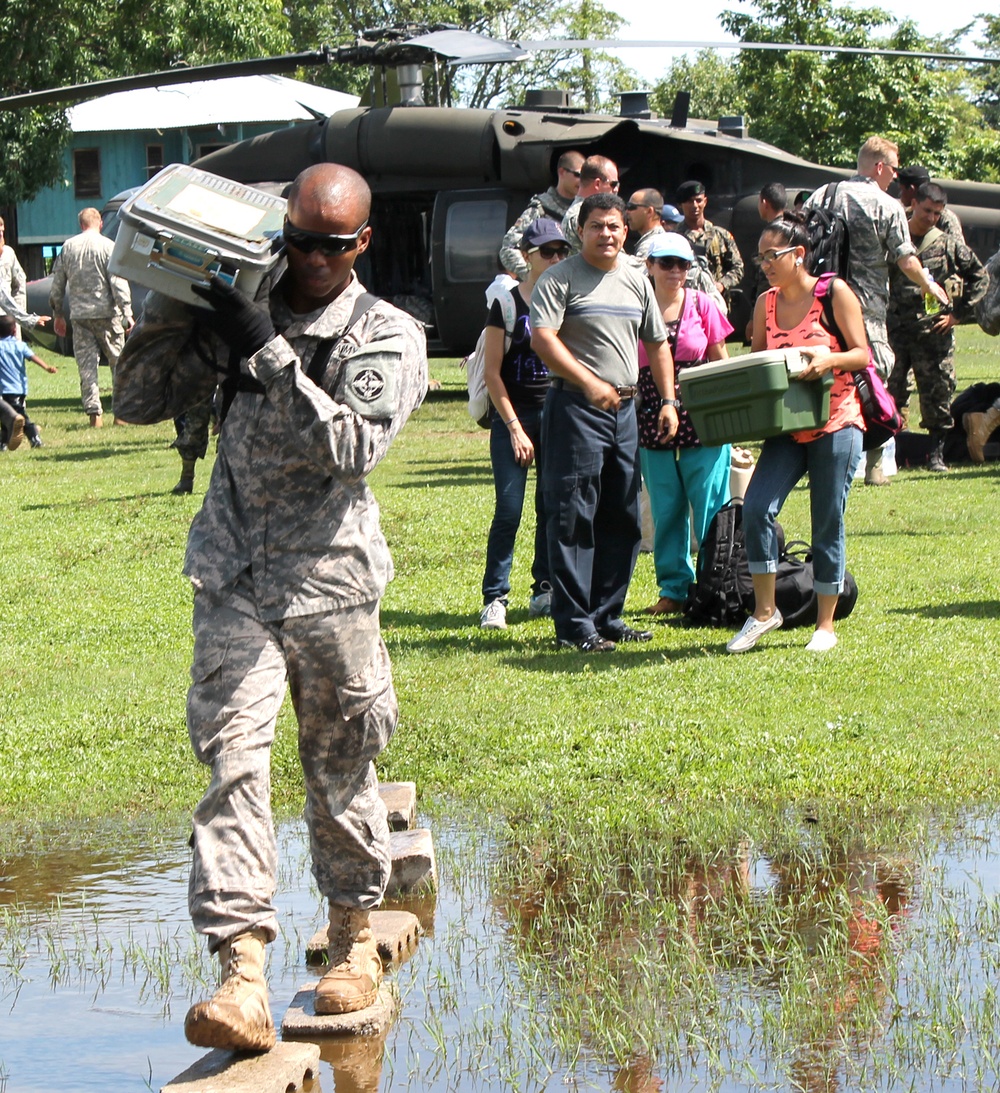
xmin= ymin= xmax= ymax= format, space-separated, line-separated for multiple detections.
xmin=680 ymin=347 xmax=809 ymax=381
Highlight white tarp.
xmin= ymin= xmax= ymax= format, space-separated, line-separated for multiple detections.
xmin=67 ymin=75 xmax=359 ymax=133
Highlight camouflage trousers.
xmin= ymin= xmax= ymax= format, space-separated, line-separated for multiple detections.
xmin=173 ymin=397 xmax=214 ymax=462
xmin=73 ymin=317 xmax=125 ymax=416
xmin=887 ymin=325 xmax=956 ymax=432
xmin=188 ymin=582 xmax=398 ymax=952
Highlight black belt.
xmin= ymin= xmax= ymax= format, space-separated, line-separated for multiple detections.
xmin=550 ymin=377 xmax=638 ymax=400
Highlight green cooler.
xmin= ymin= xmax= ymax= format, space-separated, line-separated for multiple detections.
xmin=678 ymin=348 xmax=833 ymax=445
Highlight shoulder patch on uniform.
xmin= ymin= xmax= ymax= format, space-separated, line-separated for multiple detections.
xmin=338 ymin=335 xmax=404 ymax=418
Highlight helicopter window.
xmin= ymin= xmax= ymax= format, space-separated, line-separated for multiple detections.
xmin=445 ymin=200 xmax=509 ymax=283
xmin=73 ymin=149 xmax=101 ymax=199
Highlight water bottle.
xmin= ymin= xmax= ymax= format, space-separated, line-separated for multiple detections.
xmin=923 ymin=269 xmax=941 ymax=316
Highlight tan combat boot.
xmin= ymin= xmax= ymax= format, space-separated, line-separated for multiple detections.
xmin=184 ymin=928 xmax=276 ymax=1051
xmin=314 ymin=905 xmax=382 ymax=1014
xmin=964 ymin=405 xmax=1000 ymax=464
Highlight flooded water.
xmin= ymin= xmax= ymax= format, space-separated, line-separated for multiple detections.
xmin=2 ymin=808 xmax=1000 ymax=1092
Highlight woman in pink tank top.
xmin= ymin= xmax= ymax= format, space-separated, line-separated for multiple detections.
xmin=727 ymin=212 xmax=870 ymax=654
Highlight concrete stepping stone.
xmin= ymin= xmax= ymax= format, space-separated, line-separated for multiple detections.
xmin=305 ymin=908 xmax=422 ymax=967
xmin=378 ymin=781 xmax=416 ymax=830
xmin=160 ymin=1041 xmax=319 ymax=1093
xmin=281 ymin=981 xmax=398 ymax=1039
xmin=386 ymin=828 xmax=436 ymax=896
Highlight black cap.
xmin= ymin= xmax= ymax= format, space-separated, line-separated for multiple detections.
xmin=675 ymin=180 xmax=706 ymax=204
xmin=897 ymin=165 xmax=930 ymax=185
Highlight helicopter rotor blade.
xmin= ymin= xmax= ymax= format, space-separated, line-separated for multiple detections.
xmin=519 ymin=39 xmax=1000 ymax=66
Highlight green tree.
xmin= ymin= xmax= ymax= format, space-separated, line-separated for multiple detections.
xmin=0 ymin=0 xmax=290 ymax=205
xmin=719 ymin=0 xmax=959 ymax=169
xmin=649 ymin=49 xmax=746 ymax=124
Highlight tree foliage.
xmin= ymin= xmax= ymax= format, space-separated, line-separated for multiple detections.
xmin=649 ymin=50 xmax=746 ymax=125
xmin=1 ymin=0 xmax=290 ymax=204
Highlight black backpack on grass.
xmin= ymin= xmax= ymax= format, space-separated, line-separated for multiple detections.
xmin=683 ymin=503 xmax=858 ymax=629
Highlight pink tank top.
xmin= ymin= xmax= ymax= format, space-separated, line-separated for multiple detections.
xmin=764 ymin=286 xmax=864 ymax=444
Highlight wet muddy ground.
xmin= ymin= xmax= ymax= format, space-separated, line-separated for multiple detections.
xmin=2 ymin=809 xmax=1000 ymax=1092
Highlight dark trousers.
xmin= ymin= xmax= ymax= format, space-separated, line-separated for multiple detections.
xmin=0 ymin=394 xmax=39 ymax=444
xmin=541 ymin=387 xmax=641 ymax=643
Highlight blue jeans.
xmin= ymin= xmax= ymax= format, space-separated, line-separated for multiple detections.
xmin=640 ymin=444 xmax=731 ymax=602
xmin=482 ymin=405 xmax=549 ymax=603
xmin=541 ymin=388 xmax=641 ymax=643
xmin=743 ymin=427 xmax=863 ymax=596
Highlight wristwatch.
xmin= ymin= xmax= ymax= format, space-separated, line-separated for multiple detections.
xmin=660 ymin=398 xmax=681 ymax=408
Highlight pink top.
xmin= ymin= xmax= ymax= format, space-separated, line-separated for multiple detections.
xmin=763 ymin=286 xmax=864 ymax=443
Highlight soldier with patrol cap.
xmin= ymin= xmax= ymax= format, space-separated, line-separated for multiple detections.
xmin=896 ymin=165 xmax=965 ymax=242
xmin=114 ymin=162 xmax=428 ymax=1053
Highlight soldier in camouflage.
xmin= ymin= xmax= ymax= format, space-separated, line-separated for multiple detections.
xmin=498 ymin=149 xmax=583 ymax=280
xmin=888 ymin=182 xmax=988 ymax=472
xmin=675 ymin=180 xmax=745 ymax=308
xmin=49 ymin=207 xmax=133 ymax=427
xmin=0 ymin=217 xmax=28 ymax=338
xmin=626 ymin=188 xmax=667 ymax=260
xmin=170 ymin=395 xmax=216 ymax=494
xmin=561 ymin=155 xmax=621 ymax=253
xmin=115 ymin=163 xmax=428 ymax=1053
xmin=804 ymin=137 xmax=949 ymax=484
xmin=896 ymin=166 xmax=965 ymax=242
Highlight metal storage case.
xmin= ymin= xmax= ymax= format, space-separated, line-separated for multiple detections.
xmin=110 ymin=163 xmax=286 ymax=308
xmin=678 ymin=348 xmax=833 ymax=445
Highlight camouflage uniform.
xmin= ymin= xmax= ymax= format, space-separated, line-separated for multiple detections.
xmin=561 ymin=198 xmax=585 ymax=254
xmin=499 ymin=186 xmax=574 ymax=279
xmin=632 ymin=225 xmax=666 ymax=260
xmin=806 ymin=176 xmax=915 ymax=378
xmin=115 ymin=268 xmax=428 ymax=950
xmin=173 ymin=396 xmax=215 ymax=462
xmin=0 ymin=245 xmax=27 ymax=338
xmin=887 ymin=228 xmax=988 ymax=431
xmin=936 ymin=206 xmax=965 ymax=242
xmin=50 ymin=230 xmax=132 ymax=417
xmin=680 ymin=221 xmax=744 ymax=305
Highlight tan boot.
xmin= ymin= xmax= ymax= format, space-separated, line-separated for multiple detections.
xmin=184 ymin=928 xmax=275 ymax=1052
xmin=964 ymin=405 xmax=1000 ymax=464
xmin=89 ymin=413 xmax=103 ymax=428
xmin=315 ymin=905 xmax=382 ymax=1015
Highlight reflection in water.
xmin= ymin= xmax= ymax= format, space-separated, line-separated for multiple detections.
xmin=2 ymin=810 xmax=1000 ymax=1091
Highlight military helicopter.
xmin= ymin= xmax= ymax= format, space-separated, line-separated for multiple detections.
xmin=6 ymin=24 xmax=1000 ymax=353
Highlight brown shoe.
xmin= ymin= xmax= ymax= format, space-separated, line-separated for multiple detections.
xmin=112 ymin=416 xmax=128 ymax=426
xmin=644 ymin=596 xmax=683 ymax=616
xmin=184 ymin=928 xmax=276 ymax=1052
xmin=7 ymin=414 xmax=25 ymax=451
xmin=315 ymin=906 xmax=382 ymax=1015
xmin=89 ymin=413 xmax=103 ymax=429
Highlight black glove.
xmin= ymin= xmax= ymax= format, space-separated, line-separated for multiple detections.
xmin=191 ymin=277 xmax=275 ymax=359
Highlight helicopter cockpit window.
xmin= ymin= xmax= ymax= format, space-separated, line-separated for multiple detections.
xmin=445 ymin=200 xmax=509 ymax=283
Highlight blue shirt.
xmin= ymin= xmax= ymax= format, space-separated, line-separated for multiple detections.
xmin=0 ymin=335 xmax=34 ymax=395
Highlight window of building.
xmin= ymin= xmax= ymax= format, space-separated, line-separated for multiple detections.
xmin=145 ymin=144 xmax=165 ymax=179
xmin=73 ymin=149 xmax=101 ymax=198
xmin=197 ymin=143 xmax=229 ymax=159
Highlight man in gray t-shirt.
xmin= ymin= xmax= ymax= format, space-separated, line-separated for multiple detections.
xmin=530 ymin=193 xmax=676 ymax=652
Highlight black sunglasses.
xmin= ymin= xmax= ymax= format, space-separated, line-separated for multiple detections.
xmin=653 ymin=256 xmax=691 ymax=270
xmin=532 ymin=244 xmax=570 ymax=259
xmin=565 ymin=169 xmax=582 ymax=178
xmin=626 ymin=203 xmax=651 ymax=212
xmin=599 ymin=177 xmax=621 ymax=192
xmin=282 ymin=218 xmax=369 ymax=256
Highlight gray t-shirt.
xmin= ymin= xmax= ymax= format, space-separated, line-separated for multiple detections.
xmin=530 ymin=254 xmax=666 ymax=388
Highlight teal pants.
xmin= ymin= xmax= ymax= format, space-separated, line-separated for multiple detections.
xmin=640 ymin=444 xmax=731 ymax=602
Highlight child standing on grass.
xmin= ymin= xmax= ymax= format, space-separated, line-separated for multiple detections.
xmin=0 ymin=315 xmax=57 ymax=451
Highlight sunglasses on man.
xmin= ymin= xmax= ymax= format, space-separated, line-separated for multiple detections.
xmin=599 ymin=177 xmax=621 ymax=191
xmin=282 ymin=218 xmax=369 ymax=257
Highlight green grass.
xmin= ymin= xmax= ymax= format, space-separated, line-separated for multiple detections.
xmin=1 ymin=332 xmax=999 ymax=835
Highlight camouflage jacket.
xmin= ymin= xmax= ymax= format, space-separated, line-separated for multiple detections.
xmin=561 ymin=198 xmax=584 ymax=255
xmin=50 ymin=230 xmax=132 ymax=323
xmin=0 ymin=246 xmax=26 ymax=311
xmin=806 ymin=176 xmax=915 ymax=345
xmin=632 ymin=225 xmax=666 ymax=260
xmin=114 ymin=269 xmax=428 ymax=620
xmin=499 ymin=186 xmax=574 ymax=280
xmin=680 ymin=220 xmax=744 ymax=295
xmin=888 ymin=228 xmax=988 ymax=332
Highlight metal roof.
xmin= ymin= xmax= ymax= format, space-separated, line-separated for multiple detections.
xmin=66 ymin=74 xmax=359 ymax=133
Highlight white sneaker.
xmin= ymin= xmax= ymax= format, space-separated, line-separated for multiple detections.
xmin=726 ymin=609 xmax=784 ymax=653
xmin=480 ymin=599 xmax=507 ymax=630
xmin=528 ymin=582 xmax=553 ymax=618
xmin=805 ymin=629 xmax=837 ymax=652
